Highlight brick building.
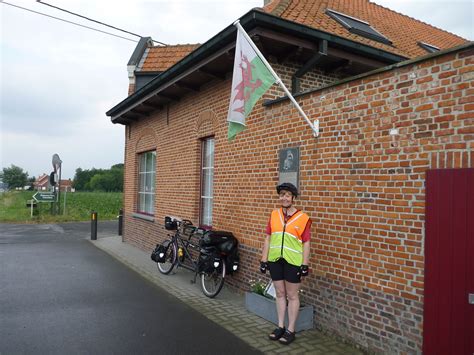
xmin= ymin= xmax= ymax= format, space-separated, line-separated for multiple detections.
xmin=107 ymin=1 xmax=473 ymax=353
xmin=33 ymin=173 xmax=49 ymax=191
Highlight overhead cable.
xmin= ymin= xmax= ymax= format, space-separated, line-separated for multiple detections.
xmin=1 ymin=1 xmax=138 ymax=43
xmin=37 ymin=0 xmax=167 ymax=46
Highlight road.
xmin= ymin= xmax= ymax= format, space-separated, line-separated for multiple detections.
xmin=0 ymin=222 xmax=259 ymax=354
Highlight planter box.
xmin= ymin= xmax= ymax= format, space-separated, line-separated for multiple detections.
xmin=245 ymin=292 xmax=314 ymax=332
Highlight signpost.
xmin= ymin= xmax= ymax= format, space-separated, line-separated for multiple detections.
xmin=31 ymin=154 xmax=64 ymax=217
xmin=52 ymin=153 xmax=62 ymax=215
xmin=33 ymin=191 xmax=56 ymax=202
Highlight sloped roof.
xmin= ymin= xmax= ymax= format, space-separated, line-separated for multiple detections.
xmin=108 ymin=4 xmax=469 ymax=123
xmin=262 ymin=0 xmax=467 ymax=58
xmin=139 ymin=44 xmax=200 ymax=72
xmin=35 ymin=174 xmax=48 ymax=182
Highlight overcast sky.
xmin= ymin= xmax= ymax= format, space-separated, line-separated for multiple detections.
xmin=1 ymin=0 xmax=472 ymax=179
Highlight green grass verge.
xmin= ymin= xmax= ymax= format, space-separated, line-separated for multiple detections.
xmin=0 ymin=191 xmax=123 ymax=223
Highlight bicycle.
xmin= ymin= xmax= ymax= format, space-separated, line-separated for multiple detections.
xmin=153 ymin=216 xmax=239 ymax=298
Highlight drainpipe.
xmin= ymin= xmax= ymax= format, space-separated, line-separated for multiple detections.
xmin=292 ymin=39 xmax=328 ymax=94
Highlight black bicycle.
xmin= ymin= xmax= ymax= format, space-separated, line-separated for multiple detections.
xmin=152 ymin=216 xmax=239 ymax=298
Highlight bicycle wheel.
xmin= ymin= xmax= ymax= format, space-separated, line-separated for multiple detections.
xmin=157 ymin=240 xmax=176 ymax=274
xmin=200 ymin=260 xmax=226 ymax=298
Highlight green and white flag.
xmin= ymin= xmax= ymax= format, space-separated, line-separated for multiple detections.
xmin=227 ymin=27 xmax=276 ymax=140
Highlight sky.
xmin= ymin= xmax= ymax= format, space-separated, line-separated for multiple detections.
xmin=1 ymin=0 xmax=473 ymax=179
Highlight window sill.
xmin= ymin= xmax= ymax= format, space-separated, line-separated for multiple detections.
xmin=132 ymin=212 xmax=154 ymax=222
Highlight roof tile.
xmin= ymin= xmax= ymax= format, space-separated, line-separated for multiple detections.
xmin=140 ymin=44 xmax=200 ymax=72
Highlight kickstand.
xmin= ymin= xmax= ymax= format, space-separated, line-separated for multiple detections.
xmin=191 ymin=272 xmax=198 ymax=284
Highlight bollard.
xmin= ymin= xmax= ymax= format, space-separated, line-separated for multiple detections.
xmin=91 ymin=211 xmax=97 ymax=240
xmin=118 ymin=209 xmax=123 ymax=236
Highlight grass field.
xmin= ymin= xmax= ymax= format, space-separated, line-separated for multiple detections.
xmin=0 ymin=191 xmax=123 ymax=223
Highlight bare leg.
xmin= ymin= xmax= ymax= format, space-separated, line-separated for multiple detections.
xmin=285 ymin=281 xmax=300 ymax=332
xmin=273 ymin=280 xmax=287 ymax=328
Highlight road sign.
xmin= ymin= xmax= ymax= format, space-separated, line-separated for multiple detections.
xmin=33 ymin=191 xmax=56 ymax=202
xmin=52 ymin=154 xmax=62 ymax=173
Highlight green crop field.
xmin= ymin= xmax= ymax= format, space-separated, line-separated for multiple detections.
xmin=0 ymin=191 xmax=123 ymax=223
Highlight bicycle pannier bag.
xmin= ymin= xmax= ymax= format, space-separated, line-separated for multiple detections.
xmin=198 ymin=247 xmax=219 ymax=273
xmin=164 ymin=216 xmax=178 ymax=230
xmin=225 ymin=248 xmax=240 ymax=275
xmin=151 ymin=243 xmax=168 ymax=263
xmin=201 ymin=231 xmax=237 ymax=254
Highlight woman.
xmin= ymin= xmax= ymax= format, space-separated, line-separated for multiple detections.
xmin=260 ymin=182 xmax=311 ymax=345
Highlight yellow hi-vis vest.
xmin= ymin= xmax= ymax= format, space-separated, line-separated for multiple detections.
xmin=268 ymin=208 xmax=310 ymax=266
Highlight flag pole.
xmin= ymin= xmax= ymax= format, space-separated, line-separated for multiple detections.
xmin=233 ymin=21 xmax=319 ymax=137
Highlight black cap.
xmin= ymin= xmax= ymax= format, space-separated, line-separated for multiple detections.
xmin=276 ymin=183 xmax=298 ymax=197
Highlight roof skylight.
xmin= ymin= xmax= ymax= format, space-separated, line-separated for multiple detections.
xmin=418 ymin=42 xmax=440 ymax=53
xmin=326 ymin=9 xmax=392 ymax=45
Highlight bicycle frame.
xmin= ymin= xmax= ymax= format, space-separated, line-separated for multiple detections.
xmin=168 ymin=221 xmax=206 ymax=282
xmin=175 ymin=231 xmax=200 ymax=272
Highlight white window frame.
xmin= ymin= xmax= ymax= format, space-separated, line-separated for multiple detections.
xmin=137 ymin=151 xmax=156 ymax=215
xmin=200 ymin=137 xmax=214 ymax=227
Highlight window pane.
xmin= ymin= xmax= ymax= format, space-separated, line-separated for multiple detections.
xmin=203 ymin=139 xmax=214 ymax=168
xmin=146 ymin=152 xmax=155 ymax=172
xmin=151 ymin=152 xmax=156 ymax=171
xmin=145 ymin=193 xmax=152 ymax=214
xmin=145 ymin=172 xmax=151 ymax=192
xmin=203 ymin=146 xmax=210 ymax=168
xmin=208 ymin=169 xmax=213 ymax=195
xmin=208 ymin=139 xmax=214 ymax=167
xmin=206 ymin=198 xmax=213 ymax=225
xmin=150 ymin=173 xmax=155 ymax=192
xmin=139 ymin=193 xmax=145 ymax=212
xmin=201 ymin=169 xmax=210 ymax=196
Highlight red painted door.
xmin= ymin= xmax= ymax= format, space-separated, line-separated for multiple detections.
xmin=424 ymin=168 xmax=474 ymax=354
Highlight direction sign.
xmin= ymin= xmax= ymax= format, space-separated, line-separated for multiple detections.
xmin=33 ymin=192 xmax=56 ymax=202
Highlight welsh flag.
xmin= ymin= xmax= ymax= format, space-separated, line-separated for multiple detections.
xmin=227 ymin=28 xmax=276 ymax=140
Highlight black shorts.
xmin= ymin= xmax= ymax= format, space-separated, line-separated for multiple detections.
xmin=268 ymin=258 xmax=301 ymax=284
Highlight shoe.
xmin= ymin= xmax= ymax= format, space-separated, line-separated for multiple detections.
xmin=269 ymin=327 xmax=286 ymax=340
xmin=279 ymin=329 xmax=295 ymax=345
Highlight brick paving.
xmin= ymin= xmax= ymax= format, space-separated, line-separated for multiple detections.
xmin=91 ymin=235 xmax=363 ymax=355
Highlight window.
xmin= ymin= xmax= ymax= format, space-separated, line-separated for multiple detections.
xmin=200 ymin=138 xmax=214 ymax=227
xmin=418 ymin=42 xmax=440 ymax=53
xmin=137 ymin=151 xmax=156 ymax=215
xmin=326 ymin=9 xmax=392 ymax=45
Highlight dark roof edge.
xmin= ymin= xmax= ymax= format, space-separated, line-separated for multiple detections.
xmin=128 ymin=37 xmax=154 ymax=66
xmin=135 ymin=71 xmax=163 ymax=76
xmin=107 ymin=9 xmax=408 ymax=119
xmin=264 ymin=41 xmax=474 ymax=107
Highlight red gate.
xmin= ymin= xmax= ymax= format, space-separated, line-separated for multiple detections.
xmin=424 ymin=168 xmax=474 ymax=354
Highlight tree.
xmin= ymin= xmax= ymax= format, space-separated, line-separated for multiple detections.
xmin=1 ymin=165 xmax=29 ymax=189
xmin=27 ymin=176 xmax=36 ymax=191
xmin=73 ymin=164 xmax=123 ymax=192
xmin=73 ymin=168 xmax=103 ymax=191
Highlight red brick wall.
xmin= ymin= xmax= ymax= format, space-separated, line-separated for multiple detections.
xmin=122 ymin=44 xmax=474 ymax=353
xmin=266 ymin=59 xmax=345 ymax=97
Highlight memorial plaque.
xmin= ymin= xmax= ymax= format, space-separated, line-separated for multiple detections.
xmin=278 ymin=147 xmax=299 ymax=188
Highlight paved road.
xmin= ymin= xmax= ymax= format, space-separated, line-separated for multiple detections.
xmin=0 ymin=220 xmax=118 ymax=243
xmin=0 ymin=222 xmax=260 ymax=354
